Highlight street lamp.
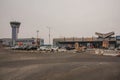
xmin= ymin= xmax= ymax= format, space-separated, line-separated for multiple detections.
xmin=47 ymin=27 xmax=51 ymax=45
xmin=37 ymin=30 xmax=39 ymax=39
xmin=36 ymin=30 xmax=39 ymax=47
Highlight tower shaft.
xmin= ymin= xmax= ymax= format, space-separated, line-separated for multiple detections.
xmin=10 ymin=21 xmax=21 ymax=46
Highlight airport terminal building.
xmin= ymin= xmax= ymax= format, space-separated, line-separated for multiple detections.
xmin=53 ymin=32 xmax=120 ymax=49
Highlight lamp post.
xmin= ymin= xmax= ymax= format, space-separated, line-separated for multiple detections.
xmin=36 ymin=30 xmax=39 ymax=47
xmin=37 ymin=30 xmax=39 ymax=39
xmin=47 ymin=27 xmax=51 ymax=45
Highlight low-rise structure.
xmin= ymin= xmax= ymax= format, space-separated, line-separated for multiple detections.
xmin=0 ymin=38 xmax=44 ymax=47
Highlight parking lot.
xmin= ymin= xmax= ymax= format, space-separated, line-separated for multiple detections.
xmin=0 ymin=48 xmax=120 ymax=80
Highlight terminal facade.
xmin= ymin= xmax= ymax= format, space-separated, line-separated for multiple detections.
xmin=53 ymin=32 xmax=120 ymax=49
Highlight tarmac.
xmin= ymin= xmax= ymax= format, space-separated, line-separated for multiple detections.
xmin=0 ymin=48 xmax=120 ymax=80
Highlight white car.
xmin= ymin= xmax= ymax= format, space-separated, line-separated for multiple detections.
xmin=51 ymin=46 xmax=59 ymax=51
xmin=37 ymin=46 xmax=59 ymax=51
xmin=37 ymin=46 xmax=51 ymax=51
xmin=58 ymin=48 xmax=67 ymax=52
xmin=11 ymin=45 xmax=20 ymax=50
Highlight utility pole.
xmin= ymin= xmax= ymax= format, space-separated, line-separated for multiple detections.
xmin=36 ymin=30 xmax=39 ymax=47
xmin=37 ymin=30 xmax=39 ymax=39
xmin=47 ymin=27 xmax=51 ymax=45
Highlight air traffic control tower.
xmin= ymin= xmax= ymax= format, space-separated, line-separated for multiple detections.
xmin=10 ymin=21 xmax=21 ymax=46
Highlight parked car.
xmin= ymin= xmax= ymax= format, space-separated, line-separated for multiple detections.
xmin=22 ymin=45 xmax=29 ymax=50
xmin=27 ymin=46 xmax=37 ymax=50
xmin=116 ymin=46 xmax=120 ymax=50
xmin=11 ymin=45 xmax=23 ymax=50
xmin=37 ymin=45 xmax=59 ymax=51
xmin=51 ymin=46 xmax=59 ymax=51
xmin=11 ymin=45 xmax=19 ymax=50
xmin=65 ymin=46 xmax=75 ymax=50
xmin=109 ymin=46 xmax=115 ymax=50
xmin=58 ymin=48 xmax=67 ymax=52
xmin=37 ymin=46 xmax=51 ymax=51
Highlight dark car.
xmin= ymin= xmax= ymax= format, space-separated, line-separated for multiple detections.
xmin=27 ymin=46 xmax=37 ymax=50
xmin=116 ymin=46 xmax=120 ymax=50
xmin=22 ymin=45 xmax=29 ymax=50
xmin=65 ymin=47 xmax=75 ymax=50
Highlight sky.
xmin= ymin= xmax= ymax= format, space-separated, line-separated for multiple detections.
xmin=0 ymin=0 xmax=120 ymax=44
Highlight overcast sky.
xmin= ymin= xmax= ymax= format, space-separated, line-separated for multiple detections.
xmin=0 ymin=0 xmax=120 ymax=43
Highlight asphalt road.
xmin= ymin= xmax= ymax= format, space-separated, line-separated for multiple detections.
xmin=0 ymin=48 xmax=120 ymax=80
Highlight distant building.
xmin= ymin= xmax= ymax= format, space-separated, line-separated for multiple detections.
xmin=0 ymin=38 xmax=12 ymax=46
xmin=0 ymin=38 xmax=44 ymax=47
